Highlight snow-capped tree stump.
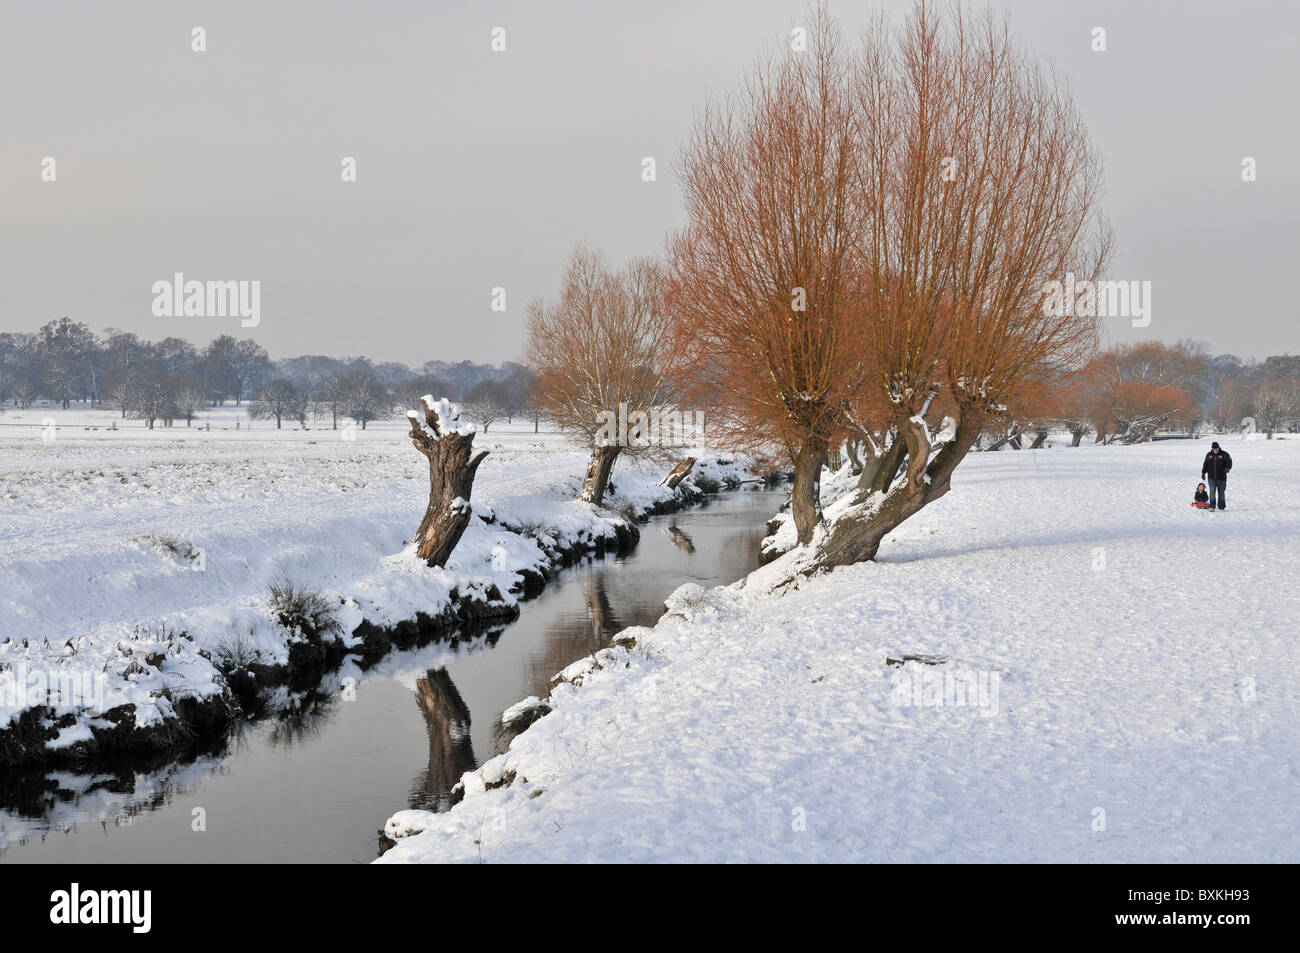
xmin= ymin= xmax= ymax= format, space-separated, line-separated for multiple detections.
xmin=660 ymin=456 xmax=697 ymax=490
xmin=406 ymin=396 xmax=488 ymax=568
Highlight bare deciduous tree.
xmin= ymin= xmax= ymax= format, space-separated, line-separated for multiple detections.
xmin=130 ymin=372 xmax=175 ymax=429
xmin=812 ymin=6 xmax=1108 ymax=569
xmin=173 ymin=375 xmax=208 ymax=427
xmin=340 ymin=368 xmax=390 ymax=430
xmin=526 ymin=247 xmax=678 ymax=505
xmin=1083 ymin=343 xmax=1206 ymax=443
xmin=670 ymin=3 xmax=1109 ymax=570
xmin=1253 ymin=378 xmax=1300 ymax=438
xmin=464 ymin=379 xmax=508 ymax=433
xmin=313 ymin=375 xmax=349 ymax=430
xmin=249 ymin=378 xmax=307 ymax=429
xmin=666 ymin=12 xmax=866 ymax=543
xmin=204 ymin=335 xmax=270 ymax=405
xmin=1104 ymin=380 xmax=1197 ymax=443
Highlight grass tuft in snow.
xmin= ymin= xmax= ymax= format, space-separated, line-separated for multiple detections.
xmin=212 ymin=631 xmax=260 ymax=673
xmin=510 ymin=517 xmax=549 ymax=539
xmin=138 ymin=533 xmax=203 ymax=566
xmin=267 ymin=581 xmax=341 ymax=639
xmin=603 ymin=501 xmax=639 ymax=523
xmin=690 ymin=473 xmax=721 ymax=494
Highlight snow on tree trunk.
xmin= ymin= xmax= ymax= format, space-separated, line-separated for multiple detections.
xmin=660 ymin=456 xmax=697 ymax=490
xmin=856 ymin=437 xmax=906 ymax=496
xmin=809 ymin=412 xmax=982 ymax=570
xmin=578 ymin=446 xmax=621 ymax=504
xmin=406 ymin=396 xmax=489 ymax=568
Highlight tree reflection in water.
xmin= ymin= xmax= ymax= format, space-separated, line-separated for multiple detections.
xmin=409 ymin=668 xmax=476 ymax=813
xmin=398 ymin=492 xmax=776 ymax=824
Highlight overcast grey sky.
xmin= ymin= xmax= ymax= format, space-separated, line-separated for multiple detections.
xmin=2 ymin=0 xmax=1297 ymax=364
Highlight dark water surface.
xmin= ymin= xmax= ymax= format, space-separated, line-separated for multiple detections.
xmin=0 ymin=490 xmax=778 ymax=863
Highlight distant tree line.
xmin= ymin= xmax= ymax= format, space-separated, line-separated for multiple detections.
xmin=975 ymin=340 xmax=1300 ymax=449
xmin=0 ymin=317 xmax=538 ymax=431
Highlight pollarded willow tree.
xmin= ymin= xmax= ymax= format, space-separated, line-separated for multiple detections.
xmin=406 ymin=396 xmax=488 ymax=567
xmin=668 ymin=2 xmax=1110 ymax=571
xmin=665 ymin=13 xmax=869 ymax=544
xmin=526 ymin=246 xmax=680 ymax=505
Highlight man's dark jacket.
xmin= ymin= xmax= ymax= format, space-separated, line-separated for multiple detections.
xmin=1202 ymin=449 xmax=1233 ymax=482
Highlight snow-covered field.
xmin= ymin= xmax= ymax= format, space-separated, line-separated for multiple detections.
xmin=0 ymin=406 xmax=736 ymax=753
xmin=379 ymin=436 xmax=1300 ymax=863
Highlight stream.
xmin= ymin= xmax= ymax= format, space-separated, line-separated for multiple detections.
xmin=0 ymin=489 xmax=779 ymax=863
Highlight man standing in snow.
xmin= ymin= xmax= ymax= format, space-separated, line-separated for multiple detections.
xmin=1201 ymin=441 xmax=1233 ymax=511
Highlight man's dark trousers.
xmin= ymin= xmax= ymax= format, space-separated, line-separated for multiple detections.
xmin=1208 ymin=478 xmax=1226 ymax=510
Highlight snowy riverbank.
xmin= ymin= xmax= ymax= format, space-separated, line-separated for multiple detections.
xmin=0 ymin=407 xmax=754 ymax=765
xmin=378 ymin=437 xmax=1300 ymax=863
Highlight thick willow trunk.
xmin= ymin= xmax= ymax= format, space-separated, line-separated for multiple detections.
xmin=811 ymin=411 xmax=982 ymax=570
xmin=407 ymin=397 xmax=489 ymax=568
xmin=578 ymin=445 xmax=621 ymax=504
xmin=791 ymin=440 xmax=827 ymax=544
